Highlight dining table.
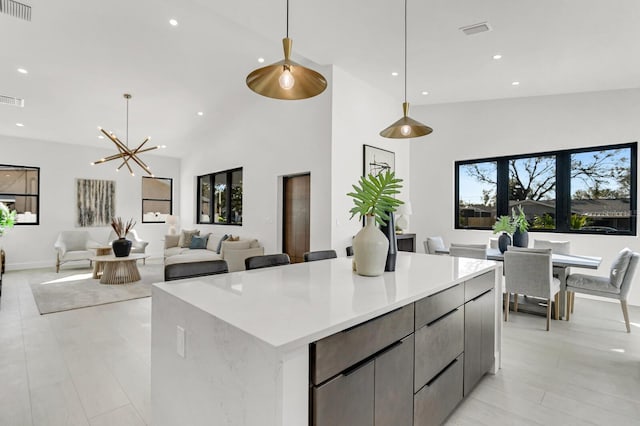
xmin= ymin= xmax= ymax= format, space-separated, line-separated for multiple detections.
xmin=436 ymin=247 xmax=602 ymax=318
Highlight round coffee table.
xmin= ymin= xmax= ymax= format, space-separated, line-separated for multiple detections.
xmin=90 ymin=254 xmax=149 ymax=284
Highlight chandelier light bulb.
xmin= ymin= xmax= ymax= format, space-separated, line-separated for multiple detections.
xmin=278 ymin=67 xmax=295 ymax=90
xmin=400 ymin=125 xmax=411 ymax=136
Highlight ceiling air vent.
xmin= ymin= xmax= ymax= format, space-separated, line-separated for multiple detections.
xmin=0 ymin=0 xmax=31 ymax=21
xmin=460 ymin=22 xmax=491 ymax=36
xmin=0 ymin=95 xmax=25 ymax=107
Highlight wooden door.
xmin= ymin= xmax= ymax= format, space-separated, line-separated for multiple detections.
xmin=283 ymin=174 xmax=310 ymax=263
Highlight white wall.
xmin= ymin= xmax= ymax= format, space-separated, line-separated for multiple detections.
xmin=330 ymin=66 xmax=412 ymax=255
xmin=0 ymin=135 xmax=181 ymax=269
xmin=178 ymin=67 xmax=333 ymax=254
xmin=409 ymin=88 xmax=640 ymax=305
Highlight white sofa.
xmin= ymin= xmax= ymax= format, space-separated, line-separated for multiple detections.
xmin=164 ymin=234 xmax=264 ymax=273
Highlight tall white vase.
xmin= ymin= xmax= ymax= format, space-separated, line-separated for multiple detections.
xmin=353 ymin=215 xmax=389 ymax=277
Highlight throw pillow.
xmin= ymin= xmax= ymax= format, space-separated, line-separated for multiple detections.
xmin=228 ymin=235 xmax=240 ymax=242
xmin=189 ymin=234 xmax=210 ymax=250
xmin=610 ymin=248 xmax=633 ymax=288
xmin=179 ymin=229 xmax=200 ymax=248
xmin=216 ymin=234 xmax=229 ymax=254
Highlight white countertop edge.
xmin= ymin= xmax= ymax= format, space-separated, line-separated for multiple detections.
xmin=152 ymin=262 xmax=500 ymax=353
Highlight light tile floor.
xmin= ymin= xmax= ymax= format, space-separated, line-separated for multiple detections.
xmin=1 ymin=268 xmax=639 ymax=425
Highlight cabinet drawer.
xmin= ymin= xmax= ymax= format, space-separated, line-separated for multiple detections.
xmin=312 ymin=359 xmax=374 ymax=426
xmin=465 ymin=271 xmax=494 ymax=302
xmin=414 ymin=354 xmax=464 ymax=426
xmin=415 ymin=283 xmax=464 ymax=329
xmin=311 ymin=303 xmax=414 ymax=385
xmin=414 ymin=306 xmax=464 ymax=391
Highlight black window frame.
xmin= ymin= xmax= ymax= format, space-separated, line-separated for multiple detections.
xmin=141 ymin=176 xmax=173 ymax=223
xmin=455 ymin=142 xmax=637 ymax=236
xmin=0 ymin=164 xmax=40 ymax=226
xmin=197 ymin=167 xmax=243 ymax=226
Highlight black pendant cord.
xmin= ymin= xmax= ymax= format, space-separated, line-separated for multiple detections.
xmin=286 ymin=0 xmax=289 ymax=37
xmin=403 ymin=0 xmax=407 ymax=103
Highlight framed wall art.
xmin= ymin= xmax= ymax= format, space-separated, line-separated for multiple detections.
xmin=363 ymin=144 xmax=395 ymax=177
xmin=76 ymin=179 xmax=115 ymax=227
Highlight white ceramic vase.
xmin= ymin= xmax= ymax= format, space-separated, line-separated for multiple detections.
xmin=353 ymin=215 xmax=389 ymax=277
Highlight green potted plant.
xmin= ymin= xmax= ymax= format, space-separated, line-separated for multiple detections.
xmin=492 ymin=215 xmax=515 ymax=253
xmin=511 ymin=205 xmax=529 ymax=248
xmin=0 ymin=202 xmax=16 ymax=236
xmin=347 ymin=171 xmax=403 ymax=276
xmin=110 ymin=217 xmax=136 ymax=257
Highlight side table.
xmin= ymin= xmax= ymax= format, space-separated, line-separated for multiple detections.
xmin=92 ymin=246 xmax=113 ymax=279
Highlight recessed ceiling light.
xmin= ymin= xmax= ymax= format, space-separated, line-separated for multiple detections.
xmin=257 ymin=57 xmax=265 ymax=63
xmin=16 ymin=123 xmax=24 ymax=127
xmin=169 ymin=19 xmax=178 ymax=26
xmin=17 ymin=68 xmax=28 ymax=74
xmin=391 ymin=72 xmax=399 ymax=77
xmin=512 ymin=81 xmax=520 ymax=86
xmin=197 ymin=111 xmax=204 ymax=116
xmin=493 ymin=54 xmax=502 ymax=60
xmin=421 ymin=91 xmax=429 ymax=95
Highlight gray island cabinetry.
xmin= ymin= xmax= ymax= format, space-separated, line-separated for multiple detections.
xmin=151 ymin=253 xmax=501 ymax=426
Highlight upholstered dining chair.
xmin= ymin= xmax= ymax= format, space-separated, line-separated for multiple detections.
xmin=533 ymin=239 xmax=570 ymax=255
xmin=504 ymin=247 xmax=560 ymax=331
xmin=424 ymin=236 xmax=446 ymax=254
xmin=303 ymin=250 xmax=338 ymax=262
xmin=245 ymin=253 xmax=291 ymax=270
xmin=566 ymin=248 xmax=639 ymax=333
xmin=54 ymin=230 xmax=102 ymax=272
xmin=164 ymin=259 xmax=229 ymax=281
xmin=449 ymin=244 xmax=487 ymax=260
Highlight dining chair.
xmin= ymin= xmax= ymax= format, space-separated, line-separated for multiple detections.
xmin=565 ymin=248 xmax=639 ymax=332
xmin=504 ymin=247 xmax=560 ymax=331
xmin=304 ymin=250 xmax=338 ymax=262
xmin=245 ymin=253 xmax=291 ymax=270
xmin=164 ymin=259 xmax=229 ymax=281
xmin=449 ymin=244 xmax=487 ymax=260
xmin=531 ymin=239 xmax=571 ymax=313
xmin=424 ymin=236 xmax=445 ymax=254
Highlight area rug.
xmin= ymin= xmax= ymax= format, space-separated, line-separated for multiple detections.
xmin=29 ymin=262 xmax=163 ymax=315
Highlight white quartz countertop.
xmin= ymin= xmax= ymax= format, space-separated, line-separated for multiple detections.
xmin=153 ymin=252 xmax=498 ymax=352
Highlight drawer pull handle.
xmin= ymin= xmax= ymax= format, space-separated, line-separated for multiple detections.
xmin=425 ymin=357 xmax=460 ymax=388
xmin=469 ymin=288 xmax=492 ymax=302
xmin=427 ymin=307 xmax=459 ymax=327
xmin=428 ymin=284 xmax=460 ymax=298
xmin=340 ymin=306 xmax=403 ymax=333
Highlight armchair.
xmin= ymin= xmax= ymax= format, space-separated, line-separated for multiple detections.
xmin=54 ymin=230 xmax=101 ymax=272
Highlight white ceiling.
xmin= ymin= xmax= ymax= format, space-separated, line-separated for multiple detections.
xmin=1 ymin=0 xmax=640 ymax=158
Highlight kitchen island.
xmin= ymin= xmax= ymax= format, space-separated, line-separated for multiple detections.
xmin=151 ymin=253 xmax=502 ymax=426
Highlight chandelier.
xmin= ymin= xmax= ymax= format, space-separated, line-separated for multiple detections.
xmin=91 ymin=94 xmax=165 ymax=176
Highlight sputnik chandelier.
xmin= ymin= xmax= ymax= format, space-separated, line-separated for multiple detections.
xmin=91 ymin=93 xmax=165 ymax=176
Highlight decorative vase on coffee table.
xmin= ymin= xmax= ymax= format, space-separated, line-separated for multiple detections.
xmin=353 ymin=215 xmax=389 ymax=277
xmin=512 ymin=229 xmax=529 ymax=248
xmin=112 ymin=238 xmax=132 ymax=257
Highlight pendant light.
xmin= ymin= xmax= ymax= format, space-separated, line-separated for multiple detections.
xmin=246 ymin=0 xmax=327 ymax=100
xmin=380 ymin=0 xmax=432 ymax=138
xmin=91 ymin=94 xmax=165 ymax=176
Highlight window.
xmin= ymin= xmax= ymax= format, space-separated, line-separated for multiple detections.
xmin=457 ymin=161 xmax=497 ymax=228
xmin=0 ymin=164 xmax=39 ymax=224
xmin=142 ymin=177 xmax=172 ymax=223
xmin=197 ymin=167 xmax=243 ymax=225
xmin=455 ymin=142 xmax=636 ymax=235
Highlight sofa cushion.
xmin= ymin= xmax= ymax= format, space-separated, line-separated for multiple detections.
xmin=216 ymin=234 xmax=229 ymax=254
xmin=190 ymin=234 xmax=209 ymax=249
xmin=179 ymin=229 xmax=200 ymax=248
xmin=165 ymin=247 xmax=189 ymax=257
xmin=164 ymin=234 xmax=180 ymax=249
xmin=221 ymin=239 xmax=251 ymax=252
xmin=610 ymin=248 xmax=633 ymax=288
xmin=165 ymin=250 xmax=222 ymax=265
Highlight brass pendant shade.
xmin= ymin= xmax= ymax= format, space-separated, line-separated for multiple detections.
xmin=246 ymin=38 xmax=327 ymax=100
xmin=246 ymin=0 xmax=327 ymax=100
xmin=379 ymin=102 xmax=433 ymax=138
xmin=380 ymin=0 xmax=432 ymax=139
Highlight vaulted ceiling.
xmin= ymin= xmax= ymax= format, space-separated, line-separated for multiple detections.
xmin=2 ymin=0 xmax=639 ymax=157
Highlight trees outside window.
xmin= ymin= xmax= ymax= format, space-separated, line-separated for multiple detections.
xmin=455 ymin=142 xmax=636 ymax=235
xmin=197 ymin=168 xmax=242 ymax=225
xmin=0 ymin=164 xmax=39 ymax=224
